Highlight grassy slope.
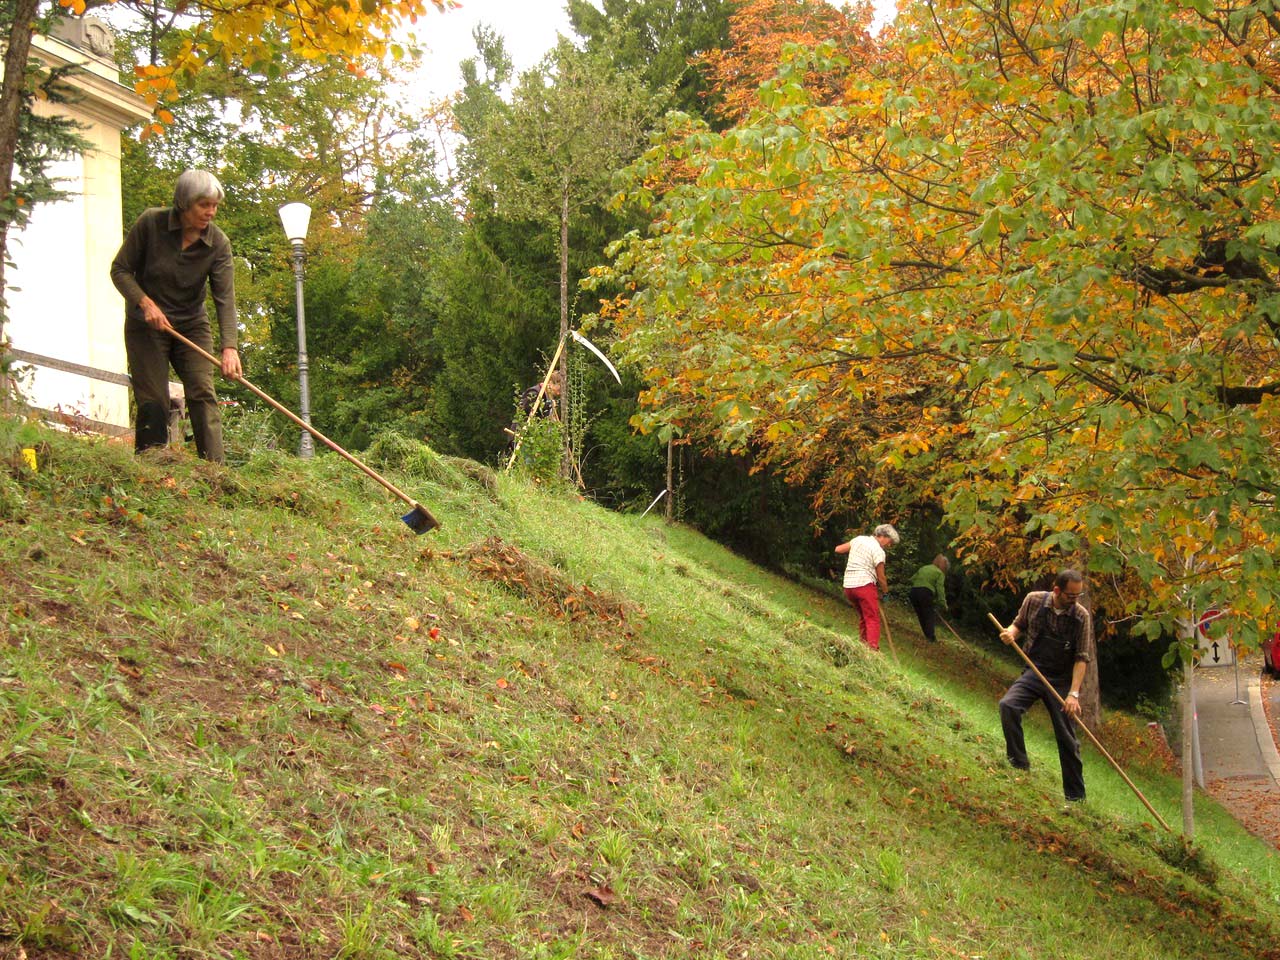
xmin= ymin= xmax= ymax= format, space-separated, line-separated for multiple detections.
xmin=1 ymin=423 xmax=1278 ymax=960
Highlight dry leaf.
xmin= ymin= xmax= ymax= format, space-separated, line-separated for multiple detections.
xmin=584 ymin=884 xmax=617 ymax=908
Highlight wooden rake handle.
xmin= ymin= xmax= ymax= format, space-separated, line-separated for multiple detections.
xmin=988 ymin=612 xmax=1172 ymax=833
xmin=165 ymin=327 xmax=435 ymax=525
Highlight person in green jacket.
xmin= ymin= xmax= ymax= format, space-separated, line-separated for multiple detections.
xmin=908 ymin=555 xmax=949 ymax=642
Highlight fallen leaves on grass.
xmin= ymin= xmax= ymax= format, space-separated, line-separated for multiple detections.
xmin=443 ymin=536 xmax=640 ymax=627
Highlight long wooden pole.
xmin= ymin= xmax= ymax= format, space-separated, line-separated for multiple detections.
xmin=505 ymin=335 xmax=567 ymax=472
xmin=166 ymin=328 xmax=438 ymax=531
xmin=880 ymin=605 xmax=900 ymax=663
xmin=988 ymin=612 xmax=1172 ymax=833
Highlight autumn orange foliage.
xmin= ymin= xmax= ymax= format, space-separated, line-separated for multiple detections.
xmin=600 ymin=0 xmax=1280 ymax=646
xmin=58 ymin=0 xmax=456 ymax=128
xmin=701 ymin=0 xmax=878 ymax=123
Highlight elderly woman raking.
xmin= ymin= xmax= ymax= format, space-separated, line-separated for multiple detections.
xmin=110 ymin=169 xmax=242 ymax=462
xmin=835 ymin=523 xmax=900 ymax=652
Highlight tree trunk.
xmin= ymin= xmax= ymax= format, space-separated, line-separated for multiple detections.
xmin=1080 ymin=642 xmax=1102 ymax=731
xmin=558 ymin=180 xmax=570 ymax=475
xmin=1077 ymin=558 xmax=1102 ymax=730
xmin=0 ymin=0 xmax=42 ymax=349
xmin=1178 ymin=621 xmax=1196 ymax=840
xmin=665 ymin=438 xmax=674 ymax=523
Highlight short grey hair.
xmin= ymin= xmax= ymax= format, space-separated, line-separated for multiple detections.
xmin=874 ymin=523 xmax=900 ymax=545
xmin=173 ymin=169 xmax=225 ymax=211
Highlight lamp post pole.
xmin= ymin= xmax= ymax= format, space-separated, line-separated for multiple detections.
xmin=279 ymin=202 xmax=314 ymax=458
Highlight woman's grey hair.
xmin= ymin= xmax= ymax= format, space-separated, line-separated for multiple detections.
xmin=874 ymin=523 xmax=900 ymax=545
xmin=173 ymin=169 xmax=225 ymax=211
xmin=933 ymin=554 xmax=950 ymax=572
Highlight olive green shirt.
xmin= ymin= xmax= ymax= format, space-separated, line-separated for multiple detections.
xmin=110 ymin=207 xmax=237 ymax=349
xmin=909 ymin=563 xmax=948 ymax=611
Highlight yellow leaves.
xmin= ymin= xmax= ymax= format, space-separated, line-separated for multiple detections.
xmin=58 ymin=0 xmax=88 ymax=15
xmin=114 ymin=0 xmax=462 ymax=123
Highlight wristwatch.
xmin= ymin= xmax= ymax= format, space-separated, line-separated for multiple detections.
xmin=1067 ymin=691 xmax=1080 ymax=699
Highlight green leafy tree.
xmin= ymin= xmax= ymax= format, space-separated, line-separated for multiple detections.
xmin=603 ymin=0 xmax=1280 ymax=659
xmin=567 ymin=0 xmax=732 ymax=119
xmin=464 ymin=39 xmax=656 ymax=460
xmin=317 ymin=169 xmax=459 ymax=451
xmin=427 ymin=220 xmax=559 ymax=462
xmin=425 ymin=31 xmax=559 ymax=462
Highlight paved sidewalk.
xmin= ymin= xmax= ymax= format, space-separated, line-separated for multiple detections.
xmin=1195 ymin=655 xmax=1280 ymax=787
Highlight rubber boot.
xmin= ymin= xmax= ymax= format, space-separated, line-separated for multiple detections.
xmin=135 ymin=401 xmax=169 ymax=453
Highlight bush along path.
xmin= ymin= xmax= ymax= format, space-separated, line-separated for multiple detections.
xmin=1 ymin=420 xmax=1279 ymax=959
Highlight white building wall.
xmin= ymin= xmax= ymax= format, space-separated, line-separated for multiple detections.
xmin=6 ymin=20 xmax=151 ymax=433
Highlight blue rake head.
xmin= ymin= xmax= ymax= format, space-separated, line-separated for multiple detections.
xmin=401 ymin=502 xmax=440 ymax=535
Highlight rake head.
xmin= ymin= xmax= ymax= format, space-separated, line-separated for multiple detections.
xmin=401 ymin=503 xmax=440 ymax=535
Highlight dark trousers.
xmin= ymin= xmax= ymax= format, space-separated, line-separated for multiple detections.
xmin=125 ymin=318 xmax=223 ymax=463
xmin=909 ymin=586 xmax=937 ymax=642
xmin=999 ymin=670 xmax=1085 ymax=801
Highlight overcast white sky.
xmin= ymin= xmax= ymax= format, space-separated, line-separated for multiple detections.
xmin=404 ymin=0 xmax=581 ymax=104
xmin=403 ymin=0 xmax=898 ymax=105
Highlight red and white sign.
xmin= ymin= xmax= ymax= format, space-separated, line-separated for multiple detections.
xmin=1198 ymin=608 xmax=1225 ymax=637
xmin=1196 ymin=608 xmax=1234 ymax=666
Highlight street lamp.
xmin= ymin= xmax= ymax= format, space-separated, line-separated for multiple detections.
xmin=278 ymin=201 xmax=314 ymax=458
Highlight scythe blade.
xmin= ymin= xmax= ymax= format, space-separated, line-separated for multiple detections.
xmin=570 ymin=330 xmax=622 ymax=384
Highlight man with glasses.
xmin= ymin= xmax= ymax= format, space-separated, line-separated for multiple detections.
xmin=996 ymin=569 xmax=1094 ymax=804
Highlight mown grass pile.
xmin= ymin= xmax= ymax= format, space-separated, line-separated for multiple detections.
xmin=1 ymin=416 xmax=1279 ymax=959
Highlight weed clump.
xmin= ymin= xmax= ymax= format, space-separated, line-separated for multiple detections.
xmin=0 ymin=472 xmax=26 ymax=520
xmin=444 ymin=455 xmax=499 ymax=499
xmin=1155 ymin=836 xmax=1221 ymax=887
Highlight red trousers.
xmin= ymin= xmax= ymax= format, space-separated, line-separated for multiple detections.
xmin=844 ymin=584 xmax=881 ymax=651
